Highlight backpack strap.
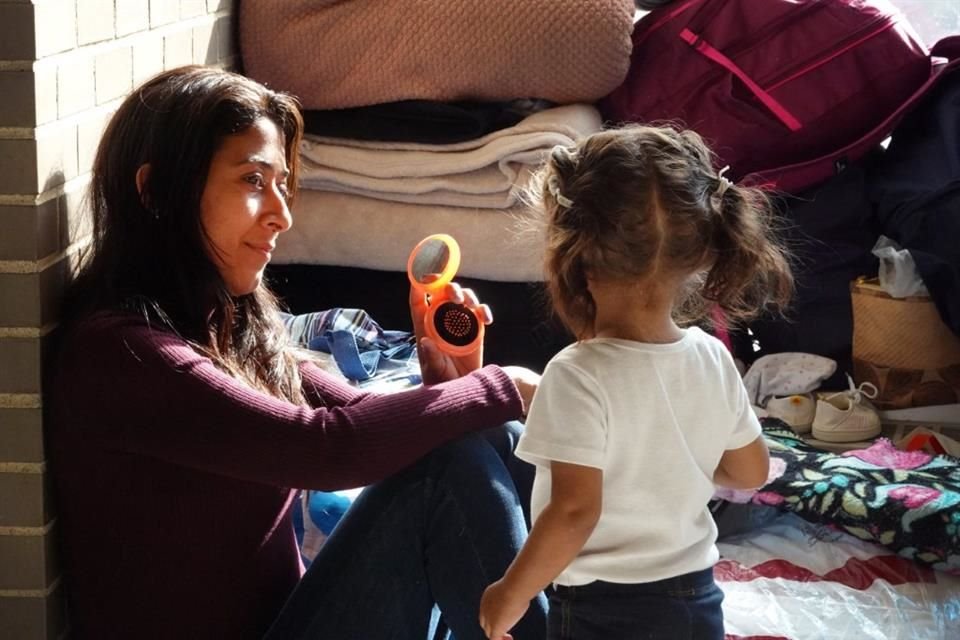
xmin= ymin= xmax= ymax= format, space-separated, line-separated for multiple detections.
xmin=679 ymin=28 xmax=803 ymax=131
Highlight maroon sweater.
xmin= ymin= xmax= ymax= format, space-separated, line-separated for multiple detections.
xmin=47 ymin=312 xmax=523 ymax=639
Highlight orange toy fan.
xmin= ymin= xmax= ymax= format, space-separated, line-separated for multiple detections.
xmin=407 ymin=234 xmax=484 ymax=356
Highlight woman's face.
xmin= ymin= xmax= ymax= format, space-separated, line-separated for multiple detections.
xmin=200 ymin=117 xmax=292 ymax=296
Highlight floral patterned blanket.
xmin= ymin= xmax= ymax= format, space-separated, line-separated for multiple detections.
xmin=716 ymin=419 xmax=960 ymax=574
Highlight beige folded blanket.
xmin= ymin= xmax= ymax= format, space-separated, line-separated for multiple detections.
xmin=276 ymin=189 xmax=544 ymax=282
xmin=240 ymin=0 xmax=636 ymax=109
xmin=299 ymin=104 xmax=602 ymax=209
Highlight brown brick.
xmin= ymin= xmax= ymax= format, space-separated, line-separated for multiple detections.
xmin=0 ymin=71 xmax=36 ymax=128
xmin=0 ymin=470 xmax=50 ymax=528
xmin=0 ymin=523 xmax=59 ymax=589
xmin=0 ymin=582 xmax=66 ymax=640
xmin=0 ymin=3 xmax=35 ymax=59
xmin=0 ymin=337 xmax=42 ymax=395
xmin=0 ymin=273 xmax=40 ymax=328
xmin=0 ymin=201 xmax=58 ymax=262
xmin=0 ymin=408 xmax=44 ymax=463
xmin=0 ymin=138 xmax=38 ymax=195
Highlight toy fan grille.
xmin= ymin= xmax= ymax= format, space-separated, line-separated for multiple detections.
xmin=433 ymin=302 xmax=480 ymax=347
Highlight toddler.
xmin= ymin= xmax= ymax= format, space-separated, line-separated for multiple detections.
xmin=479 ymin=124 xmax=794 ymax=640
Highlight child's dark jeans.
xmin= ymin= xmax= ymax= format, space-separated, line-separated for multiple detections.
xmin=547 ymin=567 xmax=724 ymax=640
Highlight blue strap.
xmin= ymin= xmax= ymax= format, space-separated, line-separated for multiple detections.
xmin=325 ymin=329 xmax=382 ymax=381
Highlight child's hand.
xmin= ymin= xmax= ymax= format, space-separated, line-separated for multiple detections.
xmin=499 ymin=366 xmax=540 ymax=416
xmin=479 ymin=579 xmax=528 ymax=640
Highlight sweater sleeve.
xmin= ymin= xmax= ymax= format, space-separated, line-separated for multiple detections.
xmin=57 ymin=314 xmax=523 ymax=491
xmin=297 ymin=359 xmax=368 ymax=408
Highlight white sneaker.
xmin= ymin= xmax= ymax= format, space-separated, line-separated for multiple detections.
xmin=812 ymin=375 xmax=882 ymax=443
xmin=765 ymin=394 xmax=816 ymax=433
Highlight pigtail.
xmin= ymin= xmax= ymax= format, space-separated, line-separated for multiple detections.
xmin=544 ymin=146 xmax=577 ymax=209
xmin=705 ymin=184 xmax=794 ymax=325
xmin=540 ymin=145 xmax=599 ymax=339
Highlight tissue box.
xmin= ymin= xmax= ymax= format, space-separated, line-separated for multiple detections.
xmin=851 ymin=278 xmax=960 ymax=409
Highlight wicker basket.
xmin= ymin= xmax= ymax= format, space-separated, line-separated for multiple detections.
xmin=851 ymin=278 xmax=960 ymax=410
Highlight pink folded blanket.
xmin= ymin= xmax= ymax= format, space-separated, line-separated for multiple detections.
xmin=239 ymin=0 xmax=636 ymax=109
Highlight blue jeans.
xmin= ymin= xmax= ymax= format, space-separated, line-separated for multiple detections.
xmin=265 ymin=422 xmax=548 ymax=640
xmin=547 ymin=568 xmax=724 ymax=640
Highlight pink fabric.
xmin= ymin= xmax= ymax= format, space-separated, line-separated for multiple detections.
xmin=710 ymin=305 xmax=735 ymax=354
xmin=239 ymin=0 xmax=636 ymax=109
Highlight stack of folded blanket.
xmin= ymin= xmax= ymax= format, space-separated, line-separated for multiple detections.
xmin=239 ymin=0 xmax=634 ymax=282
xmin=280 ymin=105 xmax=603 ymax=281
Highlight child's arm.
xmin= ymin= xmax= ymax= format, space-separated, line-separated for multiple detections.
xmin=479 ymin=461 xmax=602 ymax=639
xmin=714 ymin=435 xmax=770 ymax=490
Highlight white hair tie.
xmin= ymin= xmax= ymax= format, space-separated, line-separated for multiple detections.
xmin=716 ymin=165 xmax=733 ymax=198
xmin=547 ymin=175 xmax=574 ymax=208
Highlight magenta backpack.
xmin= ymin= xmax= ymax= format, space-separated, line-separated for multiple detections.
xmin=601 ymin=0 xmax=960 ymax=194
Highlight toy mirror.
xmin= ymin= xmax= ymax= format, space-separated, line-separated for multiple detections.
xmin=407 ymin=234 xmax=483 ymax=356
xmin=407 ymin=234 xmax=460 ymax=293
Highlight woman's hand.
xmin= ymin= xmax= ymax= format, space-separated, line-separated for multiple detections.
xmin=410 ymin=281 xmax=492 ymax=385
xmin=479 ymin=579 xmax=527 ymax=640
xmin=499 ymin=366 xmax=540 ymax=416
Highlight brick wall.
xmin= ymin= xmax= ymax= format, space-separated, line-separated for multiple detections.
xmin=0 ymin=1 xmax=235 ymax=637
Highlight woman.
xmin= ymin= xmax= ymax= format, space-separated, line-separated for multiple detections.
xmin=47 ymin=66 xmax=546 ymax=640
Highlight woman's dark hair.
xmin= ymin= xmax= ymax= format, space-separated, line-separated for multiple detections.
xmin=536 ymin=124 xmax=794 ymax=339
xmin=63 ymin=65 xmax=307 ymax=403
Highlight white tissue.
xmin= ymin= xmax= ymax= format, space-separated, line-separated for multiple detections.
xmin=872 ymin=235 xmax=928 ymax=298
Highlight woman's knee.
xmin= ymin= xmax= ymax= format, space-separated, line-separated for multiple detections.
xmin=423 ymin=423 xmax=527 ymax=491
xmin=476 ymin=420 xmax=525 ymax=456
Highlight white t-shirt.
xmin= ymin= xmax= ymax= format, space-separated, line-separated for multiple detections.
xmin=516 ymin=327 xmax=761 ymax=586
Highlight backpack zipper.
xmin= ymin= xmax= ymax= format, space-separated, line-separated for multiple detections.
xmin=678 ymin=11 xmax=895 ymax=131
xmin=763 ymin=14 xmax=898 ymax=92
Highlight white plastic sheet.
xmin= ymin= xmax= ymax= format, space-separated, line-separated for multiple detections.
xmin=717 ymin=514 xmax=960 ymax=639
